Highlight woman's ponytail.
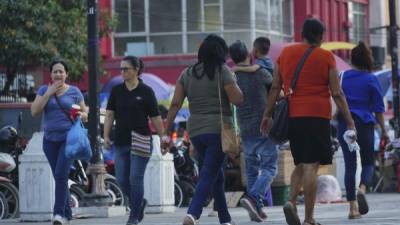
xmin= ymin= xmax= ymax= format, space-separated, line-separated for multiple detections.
xmin=351 ymin=41 xmax=373 ymax=72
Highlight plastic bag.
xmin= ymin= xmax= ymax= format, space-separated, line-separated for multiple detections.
xmin=65 ymin=118 xmax=92 ymax=161
xmin=316 ymin=175 xmax=342 ymax=203
xmin=0 ymin=153 xmax=15 ymax=172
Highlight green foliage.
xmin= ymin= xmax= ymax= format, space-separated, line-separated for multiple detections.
xmin=0 ymin=0 xmax=116 ymax=92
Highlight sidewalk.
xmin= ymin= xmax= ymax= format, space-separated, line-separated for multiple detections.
xmin=2 ymin=193 xmax=399 ymax=225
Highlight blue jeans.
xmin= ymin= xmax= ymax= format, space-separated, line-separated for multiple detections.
xmin=189 ymin=134 xmax=231 ymax=224
xmin=338 ymin=115 xmax=375 ymax=201
xmin=242 ymin=136 xmax=278 ymax=209
xmin=114 ymin=145 xmax=150 ymax=220
xmin=43 ymin=139 xmax=73 ymax=219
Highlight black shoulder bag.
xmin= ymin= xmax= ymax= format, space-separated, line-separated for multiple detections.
xmin=269 ymin=47 xmax=314 ymax=144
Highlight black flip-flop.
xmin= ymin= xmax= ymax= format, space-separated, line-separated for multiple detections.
xmin=357 ymin=191 xmax=369 ymax=215
xmin=283 ymin=202 xmax=301 ymax=225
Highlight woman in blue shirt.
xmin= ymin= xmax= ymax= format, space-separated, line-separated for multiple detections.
xmin=338 ymin=41 xmax=388 ymax=219
xmin=31 ymin=59 xmax=88 ymax=225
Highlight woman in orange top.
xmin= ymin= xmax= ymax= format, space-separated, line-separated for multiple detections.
xmin=261 ymin=18 xmax=355 ymax=225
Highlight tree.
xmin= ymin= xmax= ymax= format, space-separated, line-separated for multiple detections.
xmin=0 ymin=0 xmax=116 ymax=94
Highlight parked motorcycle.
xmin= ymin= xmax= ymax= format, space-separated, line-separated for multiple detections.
xmin=0 ymin=122 xmax=24 ymax=219
xmin=68 ymin=158 xmax=127 ymax=208
xmin=170 ymin=139 xmax=198 ymax=207
xmin=0 ymin=191 xmax=8 ymax=219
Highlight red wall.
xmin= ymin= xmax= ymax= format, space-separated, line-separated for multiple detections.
xmin=293 ymin=0 xmax=351 ymax=43
xmin=99 ymin=0 xmax=112 ymax=59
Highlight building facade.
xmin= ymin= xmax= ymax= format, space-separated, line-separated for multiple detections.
xmin=44 ymin=0 xmax=382 ymax=89
xmin=109 ymin=0 xmax=293 ymax=57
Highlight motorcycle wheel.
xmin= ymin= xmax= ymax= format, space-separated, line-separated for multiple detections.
xmin=174 ymin=181 xmax=184 ymax=207
xmin=105 ymin=178 xmax=127 ymax=206
xmin=180 ymin=180 xmax=195 ymax=207
xmin=0 ymin=182 xmax=18 ymax=219
xmin=69 ymin=184 xmax=86 ymax=208
xmin=0 ymin=192 xmax=9 ymax=220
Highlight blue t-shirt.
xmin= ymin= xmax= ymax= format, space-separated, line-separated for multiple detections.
xmin=38 ymin=85 xmax=84 ymax=141
xmin=255 ymin=57 xmax=274 ymax=74
xmin=341 ymin=69 xmax=385 ymax=124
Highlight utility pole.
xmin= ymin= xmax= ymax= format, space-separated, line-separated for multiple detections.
xmin=85 ymin=0 xmax=112 ymax=206
xmin=389 ymin=0 xmax=400 ymax=137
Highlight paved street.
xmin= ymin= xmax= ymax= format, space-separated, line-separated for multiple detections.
xmin=2 ymin=193 xmax=400 ymax=225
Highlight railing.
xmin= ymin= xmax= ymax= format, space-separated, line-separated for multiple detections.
xmin=0 ymin=74 xmax=35 ymax=103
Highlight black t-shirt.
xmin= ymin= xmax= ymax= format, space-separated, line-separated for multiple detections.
xmin=106 ymin=81 xmax=160 ymax=146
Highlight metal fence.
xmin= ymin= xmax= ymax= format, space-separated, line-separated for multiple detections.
xmin=0 ymin=73 xmax=36 ymax=103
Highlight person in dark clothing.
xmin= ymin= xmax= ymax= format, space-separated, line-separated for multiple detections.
xmin=229 ymin=40 xmax=277 ymax=223
xmin=103 ymin=56 xmax=166 ymax=225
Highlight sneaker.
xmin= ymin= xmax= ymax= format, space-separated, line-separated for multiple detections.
xmin=221 ymin=222 xmax=237 ymax=225
xmin=126 ymin=215 xmax=139 ymax=225
xmin=208 ymin=210 xmax=218 ymax=217
xmin=126 ymin=219 xmax=139 ymax=225
xmin=138 ymin=198 xmax=148 ymax=222
xmin=53 ymin=215 xmax=68 ymax=225
xmin=240 ymin=196 xmax=263 ymax=222
xmin=257 ymin=208 xmax=267 ymax=220
xmin=182 ymin=214 xmax=199 ymax=225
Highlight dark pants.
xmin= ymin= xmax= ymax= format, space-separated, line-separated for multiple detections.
xmin=114 ymin=145 xmax=150 ymax=221
xmin=188 ymin=134 xmax=231 ymax=224
xmin=338 ymin=115 xmax=375 ymax=201
xmin=43 ymin=139 xmax=73 ymax=219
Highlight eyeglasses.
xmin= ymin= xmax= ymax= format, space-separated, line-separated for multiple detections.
xmin=120 ymin=67 xmax=135 ymax=72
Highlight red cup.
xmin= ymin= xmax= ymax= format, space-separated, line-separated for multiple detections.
xmin=70 ymin=104 xmax=81 ymax=120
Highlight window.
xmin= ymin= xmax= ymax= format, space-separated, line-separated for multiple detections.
xmin=270 ymin=0 xmax=282 ymax=32
xmin=112 ymin=0 xmax=293 ymax=56
xmin=188 ymin=33 xmax=209 ymax=53
xmin=187 ymin=1 xmax=201 ymax=31
xmin=115 ymin=0 xmax=129 ymax=32
xmin=150 ymin=0 xmax=182 ymax=32
xmin=282 ymin=0 xmax=292 ymax=36
xmin=204 ymin=1 xmax=222 ymax=31
xmin=224 ymin=32 xmax=252 ymax=47
xmin=114 ymin=37 xmax=147 ymax=56
xmin=223 ymin=0 xmax=250 ymax=30
xmin=114 ymin=0 xmax=145 ymax=33
xmin=255 ymin=0 xmax=268 ymax=30
xmin=130 ymin=0 xmax=145 ymax=32
xmin=350 ymin=2 xmax=367 ymax=43
xmin=150 ymin=35 xmax=183 ymax=54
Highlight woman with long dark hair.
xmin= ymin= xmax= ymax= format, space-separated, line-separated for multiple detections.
xmin=338 ymin=41 xmax=387 ymax=219
xmin=163 ymin=34 xmax=243 ymax=225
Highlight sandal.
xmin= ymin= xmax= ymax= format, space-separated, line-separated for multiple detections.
xmin=357 ymin=191 xmax=369 ymax=215
xmin=283 ymin=202 xmax=301 ymax=225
